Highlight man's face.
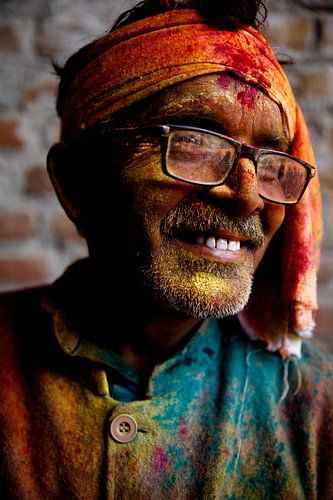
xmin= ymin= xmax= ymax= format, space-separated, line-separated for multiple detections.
xmin=91 ymin=74 xmax=288 ymax=318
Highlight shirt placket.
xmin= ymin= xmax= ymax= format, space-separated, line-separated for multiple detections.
xmin=105 ymin=401 xmax=158 ymax=499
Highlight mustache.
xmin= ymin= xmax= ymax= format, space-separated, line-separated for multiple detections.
xmin=160 ymin=199 xmax=265 ymax=247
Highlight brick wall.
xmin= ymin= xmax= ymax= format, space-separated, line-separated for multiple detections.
xmin=0 ymin=0 xmax=332 ymax=347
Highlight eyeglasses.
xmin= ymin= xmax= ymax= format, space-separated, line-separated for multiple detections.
xmin=111 ymin=124 xmax=316 ymax=205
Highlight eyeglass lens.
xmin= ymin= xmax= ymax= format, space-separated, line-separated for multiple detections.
xmin=166 ymin=129 xmax=308 ymax=203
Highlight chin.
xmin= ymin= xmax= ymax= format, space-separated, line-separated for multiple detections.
xmin=138 ymin=243 xmax=254 ymax=319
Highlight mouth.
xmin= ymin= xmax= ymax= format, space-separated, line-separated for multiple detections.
xmin=196 ymin=233 xmax=241 ymax=251
xmin=172 ymin=229 xmax=256 ymax=263
xmin=160 ymin=201 xmax=265 ymax=265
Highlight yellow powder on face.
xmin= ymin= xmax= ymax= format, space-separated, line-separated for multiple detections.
xmin=191 ymin=271 xmax=242 ymax=306
xmin=192 ymin=271 xmax=234 ymax=293
xmin=140 ymin=241 xmax=254 ymax=319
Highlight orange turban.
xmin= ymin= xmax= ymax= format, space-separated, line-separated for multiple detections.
xmin=61 ymin=10 xmax=322 ymax=358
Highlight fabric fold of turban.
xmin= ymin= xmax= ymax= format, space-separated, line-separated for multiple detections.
xmin=61 ymin=10 xmax=322 ymax=358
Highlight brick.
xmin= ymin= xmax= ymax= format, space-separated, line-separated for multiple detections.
xmin=315 ymin=308 xmax=333 ymax=352
xmin=321 ymin=18 xmax=333 ymax=52
xmin=293 ymin=68 xmax=333 ymax=98
xmin=51 ymin=213 xmax=84 ymax=243
xmin=35 ymin=13 xmax=106 ymax=59
xmin=23 ymin=80 xmax=57 ymax=106
xmin=0 ymin=119 xmax=24 ymax=149
xmin=319 ymin=164 xmax=333 ymax=191
xmin=316 ymin=308 xmax=333 ymax=333
xmin=35 ymin=22 xmax=87 ymax=59
xmin=0 ymin=211 xmax=36 ymax=240
xmin=266 ymin=15 xmax=313 ymax=52
xmin=0 ymin=257 xmax=49 ymax=285
xmin=328 ymin=123 xmax=333 ymax=157
xmin=35 ymin=22 xmax=70 ymax=58
xmin=0 ymin=24 xmax=20 ymax=53
xmin=25 ymin=165 xmax=53 ymax=195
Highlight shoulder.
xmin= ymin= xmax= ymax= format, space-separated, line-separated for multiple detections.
xmin=286 ymin=341 xmax=333 ymax=490
xmin=299 ymin=339 xmax=333 ymax=392
xmin=284 ymin=340 xmax=333 ymax=428
xmin=0 ymin=285 xmax=48 ymax=324
xmin=0 ymin=286 xmax=52 ymax=357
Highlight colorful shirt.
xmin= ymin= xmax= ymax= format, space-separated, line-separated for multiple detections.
xmin=0 ymin=262 xmax=333 ymax=499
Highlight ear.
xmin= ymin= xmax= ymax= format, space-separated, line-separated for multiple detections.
xmin=47 ymin=142 xmax=85 ymax=226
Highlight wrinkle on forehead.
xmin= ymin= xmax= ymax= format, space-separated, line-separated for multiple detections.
xmin=123 ymin=74 xmax=289 ymax=148
xmin=134 ymin=75 xmax=277 ymax=116
xmin=217 ymin=74 xmax=260 ymax=110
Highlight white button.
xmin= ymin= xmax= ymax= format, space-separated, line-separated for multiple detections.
xmin=109 ymin=414 xmax=138 ymax=443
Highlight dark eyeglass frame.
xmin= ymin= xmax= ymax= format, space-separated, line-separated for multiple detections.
xmin=111 ymin=124 xmax=316 ymax=205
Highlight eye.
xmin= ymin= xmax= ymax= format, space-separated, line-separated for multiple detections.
xmin=173 ymin=132 xmax=204 ymax=148
xmin=258 ymin=163 xmax=279 ymax=183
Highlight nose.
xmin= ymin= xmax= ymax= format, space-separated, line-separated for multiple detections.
xmin=205 ymin=157 xmax=265 ymax=216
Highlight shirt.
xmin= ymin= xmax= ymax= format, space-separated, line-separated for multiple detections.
xmin=0 ymin=261 xmax=333 ymax=499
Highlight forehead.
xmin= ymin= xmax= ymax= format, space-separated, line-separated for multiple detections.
xmin=121 ymin=73 xmax=288 ymax=147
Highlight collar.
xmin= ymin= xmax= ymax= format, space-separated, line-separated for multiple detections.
xmin=39 ymin=259 xmax=229 ymax=397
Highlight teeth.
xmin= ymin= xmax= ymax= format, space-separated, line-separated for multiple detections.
xmin=197 ymin=235 xmax=241 ymax=252
xmin=206 ymin=236 xmax=216 ymax=249
xmin=227 ymin=240 xmax=240 ymax=251
xmin=216 ymin=238 xmax=228 ymax=250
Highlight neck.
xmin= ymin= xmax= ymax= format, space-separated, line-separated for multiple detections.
xmin=115 ymin=314 xmax=203 ymax=377
xmin=76 ymin=257 xmax=203 ymax=377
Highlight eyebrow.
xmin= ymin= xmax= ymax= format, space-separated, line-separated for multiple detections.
xmin=256 ymin=133 xmax=291 ymax=153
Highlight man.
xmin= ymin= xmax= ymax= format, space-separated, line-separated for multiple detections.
xmin=0 ymin=0 xmax=332 ymax=498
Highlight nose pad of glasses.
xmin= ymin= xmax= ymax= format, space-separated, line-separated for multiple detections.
xmin=240 ymin=143 xmax=257 ymax=163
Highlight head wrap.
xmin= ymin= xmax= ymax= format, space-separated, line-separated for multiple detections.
xmin=61 ymin=10 xmax=322 ymax=358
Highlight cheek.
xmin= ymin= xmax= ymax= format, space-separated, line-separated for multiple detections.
xmin=120 ymin=156 xmax=165 ymax=216
xmin=119 ymin=156 xmax=192 ymax=239
xmin=253 ymin=204 xmax=285 ymax=270
xmin=264 ymin=204 xmax=285 ymax=238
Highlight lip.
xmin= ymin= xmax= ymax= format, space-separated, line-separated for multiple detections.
xmin=173 ymin=236 xmax=249 ymax=264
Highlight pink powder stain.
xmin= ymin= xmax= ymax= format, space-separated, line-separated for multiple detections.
xmin=179 ymin=418 xmax=189 ymax=437
xmin=213 ymin=42 xmax=232 ymax=58
xmin=154 ymin=446 xmax=169 ymax=472
xmin=236 ymin=87 xmax=259 ymax=110
xmin=185 ymin=44 xmax=194 ymax=55
xmin=211 ymin=294 xmax=222 ymax=308
xmin=217 ymin=70 xmax=262 ymax=112
xmin=217 ymin=74 xmax=235 ymax=89
xmin=291 ymin=240 xmax=312 ymax=279
xmin=245 ymin=168 xmax=255 ymax=180
xmin=213 ymin=43 xmax=272 ymax=90
xmin=286 ymin=212 xmax=312 ymax=283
